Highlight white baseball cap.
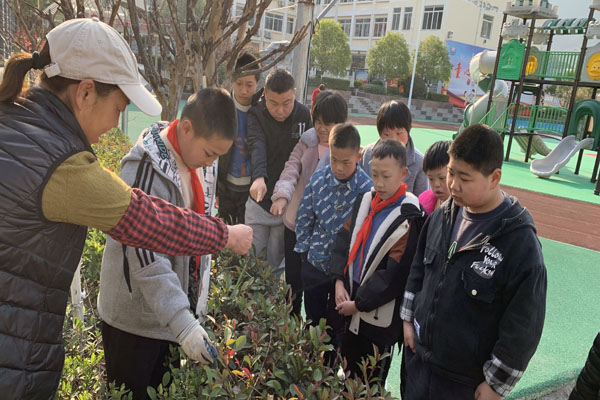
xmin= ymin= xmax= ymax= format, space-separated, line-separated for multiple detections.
xmin=45 ymin=17 xmax=162 ymax=116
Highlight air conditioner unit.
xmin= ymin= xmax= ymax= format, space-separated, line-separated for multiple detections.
xmin=264 ymin=31 xmax=272 ymax=39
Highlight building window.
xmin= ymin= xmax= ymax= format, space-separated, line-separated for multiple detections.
xmin=403 ymin=7 xmax=412 ymax=30
xmin=287 ymin=17 xmax=294 ymax=34
xmin=340 ymin=0 xmax=353 ymax=3
xmin=338 ymin=18 xmax=352 ymax=36
xmin=481 ymin=14 xmax=493 ymax=39
xmin=422 ymin=6 xmax=443 ymax=30
xmin=374 ymin=16 xmax=387 ymax=37
xmin=352 ymin=53 xmax=366 ymax=69
xmin=265 ymin=12 xmax=283 ymax=32
xmin=391 ymin=8 xmax=401 ymax=31
xmin=354 ymin=17 xmax=371 ymax=38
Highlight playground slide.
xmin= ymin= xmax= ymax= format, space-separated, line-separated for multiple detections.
xmin=457 ymin=50 xmax=508 ymax=136
xmin=530 ymin=136 xmax=594 ymax=178
xmin=514 ymin=132 xmax=551 ymax=157
xmin=462 ymin=82 xmax=508 ymax=126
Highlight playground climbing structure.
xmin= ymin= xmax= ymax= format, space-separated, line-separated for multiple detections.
xmin=481 ymin=0 xmax=600 ymax=195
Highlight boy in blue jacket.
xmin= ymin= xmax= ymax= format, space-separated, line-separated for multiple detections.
xmin=294 ymin=123 xmax=372 ymax=355
xmin=401 ymin=124 xmax=547 ymax=400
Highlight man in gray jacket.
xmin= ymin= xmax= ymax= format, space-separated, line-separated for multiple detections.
xmin=98 ymin=89 xmax=237 ymax=398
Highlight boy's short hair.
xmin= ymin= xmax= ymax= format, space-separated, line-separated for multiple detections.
xmin=234 ymin=52 xmax=261 ymax=81
xmin=423 ymin=140 xmax=452 ymax=172
xmin=312 ymin=90 xmax=348 ymax=125
xmin=319 ymin=83 xmax=325 ymax=90
xmin=181 ymin=88 xmax=237 ymax=140
xmin=376 ymin=100 xmax=412 ymax=135
xmin=264 ymin=68 xmax=295 ymax=94
xmin=449 ymin=124 xmax=503 ymax=176
xmin=372 ymin=138 xmax=407 ymax=168
xmin=329 ymin=122 xmax=361 ymax=152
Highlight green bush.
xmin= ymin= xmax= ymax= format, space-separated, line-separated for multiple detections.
xmin=309 ymin=76 xmax=351 ymax=91
xmin=353 ymin=80 xmax=363 ymax=89
xmin=146 ymin=251 xmax=395 ymax=399
xmin=427 ymin=93 xmax=449 ymax=102
xmin=321 ymin=77 xmax=351 ymax=91
xmin=361 ymin=84 xmax=387 ymax=95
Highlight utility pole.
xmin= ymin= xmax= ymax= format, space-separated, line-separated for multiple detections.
xmin=291 ymin=0 xmax=314 ymax=105
xmin=408 ymin=0 xmax=426 ymax=109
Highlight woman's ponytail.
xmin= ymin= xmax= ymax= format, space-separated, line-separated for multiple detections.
xmin=0 ymin=44 xmax=51 ymax=104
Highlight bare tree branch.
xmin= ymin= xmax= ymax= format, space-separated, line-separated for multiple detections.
xmin=108 ymin=0 xmax=122 ymax=26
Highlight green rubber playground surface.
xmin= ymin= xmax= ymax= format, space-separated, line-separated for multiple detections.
xmin=384 ymin=237 xmax=600 ymax=399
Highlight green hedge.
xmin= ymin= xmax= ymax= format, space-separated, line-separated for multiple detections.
xmin=361 ymin=83 xmax=387 ymax=95
xmin=309 ymin=76 xmax=351 ymax=91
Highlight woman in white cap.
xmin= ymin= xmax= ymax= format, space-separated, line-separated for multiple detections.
xmin=0 ymin=18 xmax=252 ymax=399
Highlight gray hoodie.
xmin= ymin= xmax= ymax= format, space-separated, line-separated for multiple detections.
xmin=98 ymin=122 xmax=198 ymax=342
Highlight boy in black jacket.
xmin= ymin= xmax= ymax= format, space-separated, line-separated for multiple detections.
xmin=401 ymin=124 xmax=547 ymax=400
xmin=246 ymin=68 xmax=312 ymax=268
xmin=332 ymin=139 xmax=425 ymax=384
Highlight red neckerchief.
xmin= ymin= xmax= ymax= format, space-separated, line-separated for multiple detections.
xmin=167 ymin=119 xmax=205 ymax=279
xmin=344 ymin=183 xmax=407 ymax=277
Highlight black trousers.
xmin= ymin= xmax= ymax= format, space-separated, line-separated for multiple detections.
xmin=218 ymin=186 xmax=248 ymax=224
xmin=404 ymin=347 xmax=477 ymax=400
xmin=341 ymin=331 xmax=393 ymax=385
xmin=102 ymin=322 xmax=180 ymax=400
xmin=302 ymin=261 xmax=345 ymax=365
xmin=284 ymin=227 xmax=303 ymax=316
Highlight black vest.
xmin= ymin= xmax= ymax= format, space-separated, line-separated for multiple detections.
xmin=0 ymin=88 xmax=93 ymax=399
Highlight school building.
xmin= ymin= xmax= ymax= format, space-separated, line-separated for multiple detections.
xmin=231 ymin=0 xmax=507 ymax=79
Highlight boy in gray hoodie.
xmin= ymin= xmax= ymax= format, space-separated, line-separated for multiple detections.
xmin=98 ymin=89 xmax=237 ymax=398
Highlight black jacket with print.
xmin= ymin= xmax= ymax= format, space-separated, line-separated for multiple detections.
xmin=402 ymin=196 xmax=547 ymax=386
xmin=246 ymin=97 xmax=312 ymax=212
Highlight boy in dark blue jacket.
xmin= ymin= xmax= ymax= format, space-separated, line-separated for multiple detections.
xmin=401 ymin=124 xmax=547 ymax=400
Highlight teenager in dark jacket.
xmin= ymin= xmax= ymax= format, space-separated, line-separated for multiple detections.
xmin=246 ymin=69 xmax=312 ymax=268
xmin=217 ymin=53 xmax=263 ymax=224
xmin=401 ymin=124 xmax=547 ymax=400
xmin=331 ymin=139 xmax=426 ymax=384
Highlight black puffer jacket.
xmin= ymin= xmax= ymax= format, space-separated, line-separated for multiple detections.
xmin=246 ymin=97 xmax=312 ymax=211
xmin=0 ymin=88 xmax=91 ymax=399
xmin=570 ymin=332 xmax=600 ymax=400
